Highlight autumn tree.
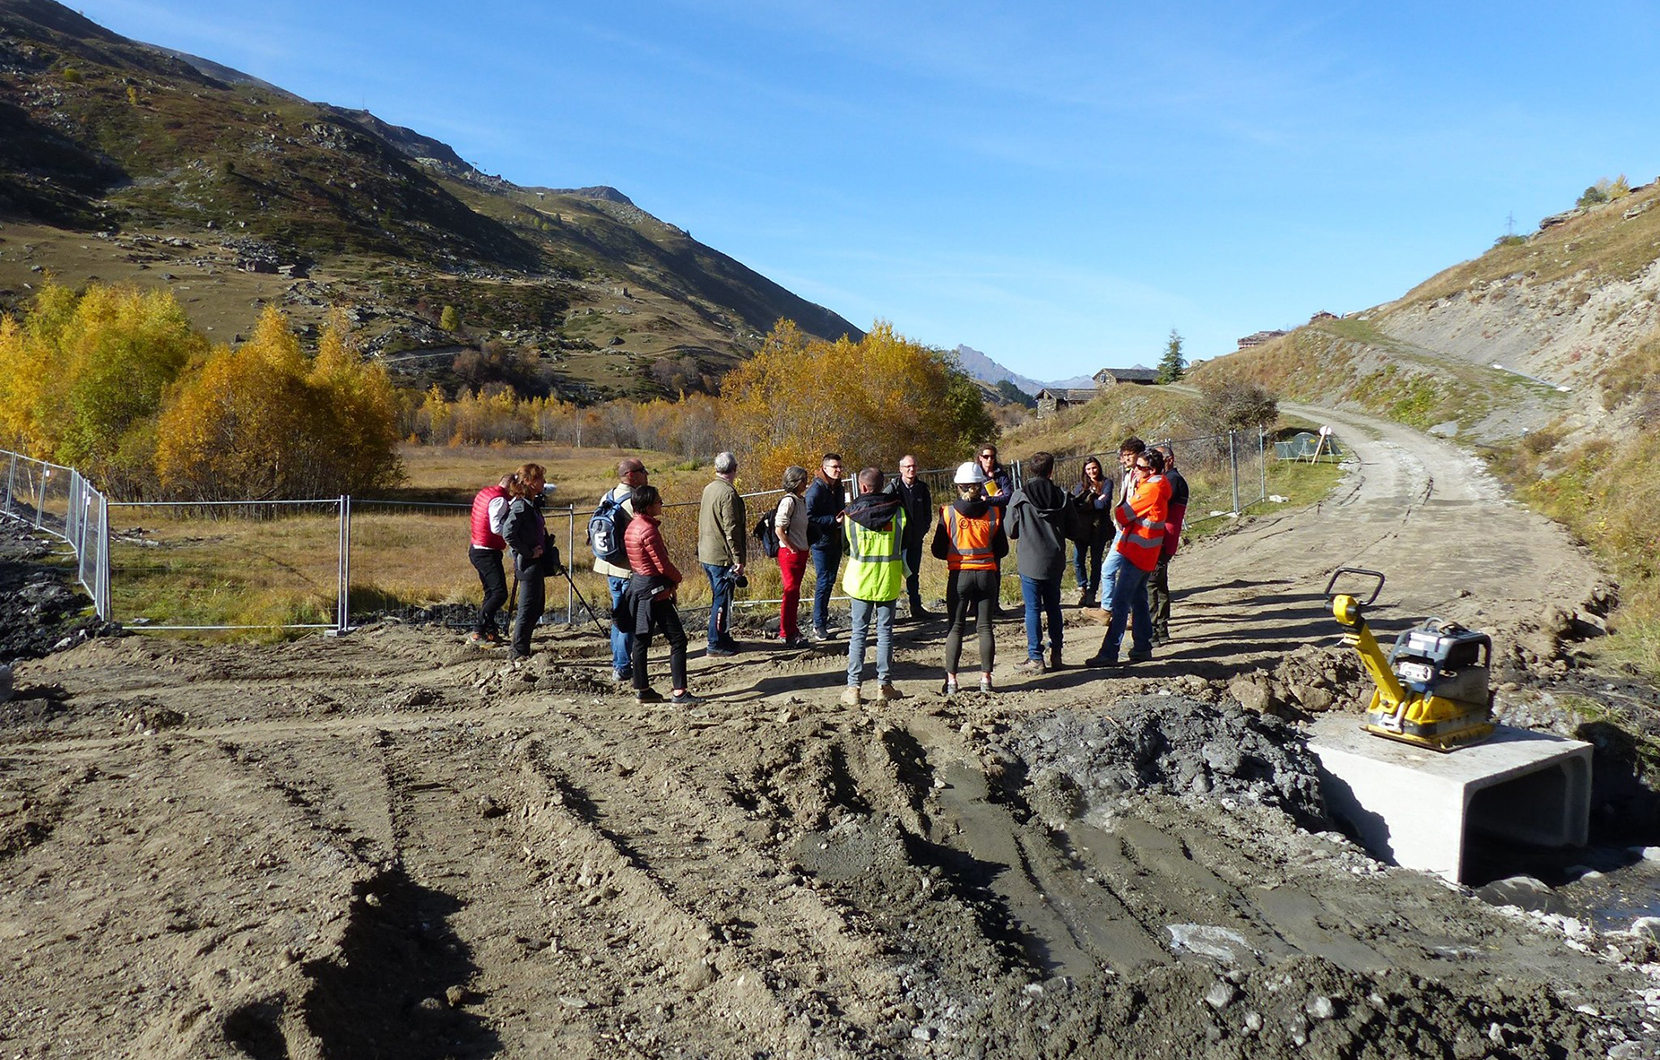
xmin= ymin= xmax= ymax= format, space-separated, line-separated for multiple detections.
xmin=154 ymin=307 xmax=403 ymax=499
xmin=720 ymin=320 xmax=997 ymax=483
xmin=0 ymin=281 xmax=206 ymax=495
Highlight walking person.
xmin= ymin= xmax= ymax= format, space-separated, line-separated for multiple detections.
xmin=841 ymin=467 xmax=907 ymax=705
xmin=593 ymin=457 xmax=647 ymax=681
xmin=621 ymin=485 xmax=699 ymax=705
xmin=1070 ymin=457 xmax=1112 ymax=608
xmin=1009 ymin=451 xmax=1075 ymax=674
xmin=698 ymin=452 xmax=747 ymax=656
xmin=804 ymin=453 xmax=847 ymax=642
xmin=774 ymin=466 xmax=811 ymax=647
xmin=893 ymin=454 xmax=935 ymax=620
xmin=1086 ymin=449 xmax=1171 ymax=667
xmin=502 ymin=463 xmax=563 ymax=662
xmin=467 ymin=471 xmax=515 ymax=646
xmin=932 ymin=461 xmax=1007 ymax=694
xmin=1148 ymin=444 xmax=1190 ymax=645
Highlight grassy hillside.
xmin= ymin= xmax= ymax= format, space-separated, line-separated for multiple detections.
xmin=0 ymin=0 xmax=860 ymax=401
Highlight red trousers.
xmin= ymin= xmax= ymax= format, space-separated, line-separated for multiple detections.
xmin=778 ymin=545 xmax=808 ymax=640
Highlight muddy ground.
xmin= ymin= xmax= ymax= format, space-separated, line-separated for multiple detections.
xmin=4 ymin=403 xmax=1660 ymax=1059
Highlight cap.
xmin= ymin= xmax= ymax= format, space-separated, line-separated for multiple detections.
xmin=617 ymin=457 xmax=645 ymax=476
xmin=954 ymin=461 xmax=987 ymax=485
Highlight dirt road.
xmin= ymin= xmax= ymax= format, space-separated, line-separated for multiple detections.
xmin=2 ymin=404 xmax=1655 ymax=1059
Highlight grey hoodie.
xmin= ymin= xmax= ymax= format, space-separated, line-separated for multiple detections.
xmin=1008 ymin=476 xmax=1072 ymax=581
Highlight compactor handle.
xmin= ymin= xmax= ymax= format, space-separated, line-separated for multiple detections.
xmin=1325 ymin=566 xmax=1385 ymax=605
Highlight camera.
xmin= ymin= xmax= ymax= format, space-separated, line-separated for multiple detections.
xmin=726 ymin=571 xmax=749 ymax=589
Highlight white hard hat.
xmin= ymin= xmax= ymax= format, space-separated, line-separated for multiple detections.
xmin=954 ymin=461 xmax=987 ymax=485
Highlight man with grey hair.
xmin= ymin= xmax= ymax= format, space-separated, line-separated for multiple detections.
xmin=698 ymin=451 xmax=747 ymax=656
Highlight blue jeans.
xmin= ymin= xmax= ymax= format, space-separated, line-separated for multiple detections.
xmin=1020 ymin=574 xmax=1063 ymax=660
xmin=703 ymin=563 xmax=734 ymax=645
xmin=1100 ymin=547 xmax=1126 ymax=608
xmin=810 ymin=546 xmax=839 ymax=632
xmin=607 ymin=575 xmax=633 ymax=674
xmin=1101 ymin=562 xmax=1153 ymax=660
xmin=1073 ymin=538 xmax=1106 ymax=596
xmin=846 ymin=597 xmax=896 ymax=687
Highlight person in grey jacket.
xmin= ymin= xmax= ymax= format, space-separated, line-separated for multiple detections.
xmin=697 ymin=451 xmax=746 ymax=656
xmin=1008 ymin=451 xmax=1075 ymax=674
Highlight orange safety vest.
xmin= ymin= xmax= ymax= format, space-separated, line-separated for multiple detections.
xmin=943 ymin=505 xmax=1000 ymax=572
xmin=1113 ymin=475 xmax=1170 ymax=572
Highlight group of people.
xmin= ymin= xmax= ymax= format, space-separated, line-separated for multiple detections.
xmin=467 ymin=436 xmax=1189 ymax=702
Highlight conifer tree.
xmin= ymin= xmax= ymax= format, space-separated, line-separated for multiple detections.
xmin=1157 ymin=329 xmax=1186 ymax=384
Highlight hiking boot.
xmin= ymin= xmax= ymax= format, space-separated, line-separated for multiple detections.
xmin=669 ymin=690 xmax=703 ymax=706
xmin=978 ymin=676 xmax=996 ymax=693
xmin=782 ymin=634 xmax=811 ymax=648
xmin=706 ymin=644 xmax=736 ymax=658
xmin=1127 ymin=650 xmax=1154 ymax=664
xmin=1014 ymin=658 xmax=1045 ymax=675
xmin=875 ymin=683 xmax=904 ymax=702
xmin=1084 ymin=653 xmax=1120 ymax=668
xmin=611 ymin=668 xmax=633 ymax=683
xmin=467 ymin=631 xmax=496 ymax=648
xmin=941 ymin=678 xmax=959 ymax=696
xmin=810 ymin=627 xmax=831 ymax=644
xmin=910 ymin=604 xmax=937 ymax=620
xmin=840 ymin=686 xmax=861 ymax=707
xmin=1078 ymin=593 xmax=1096 ymax=609
xmin=1049 ymin=650 xmax=1064 ymax=672
xmin=635 ymin=687 xmax=665 ymax=704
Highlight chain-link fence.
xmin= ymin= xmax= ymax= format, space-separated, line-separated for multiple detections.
xmin=4 ymin=430 xmax=1275 ymax=634
xmin=2 ymin=449 xmax=111 ymax=619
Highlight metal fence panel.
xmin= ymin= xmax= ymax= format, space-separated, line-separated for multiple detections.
xmin=1 ymin=449 xmax=110 ymax=619
xmin=104 ymin=499 xmax=346 ymax=631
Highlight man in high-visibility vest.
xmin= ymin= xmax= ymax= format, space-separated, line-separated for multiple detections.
xmin=841 ymin=467 xmax=908 ymax=706
xmin=1085 ymin=449 xmax=1170 ymax=667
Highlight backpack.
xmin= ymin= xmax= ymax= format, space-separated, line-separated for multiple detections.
xmin=753 ymin=507 xmax=781 ymax=559
xmin=587 ymin=493 xmax=630 ymax=565
xmin=1064 ymin=494 xmax=1092 ymax=546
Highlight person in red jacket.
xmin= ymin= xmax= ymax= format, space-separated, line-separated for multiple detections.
xmin=467 ymin=471 xmax=515 ymax=646
xmin=620 ymin=485 xmax=700 ymax=706
xmin=1149 ymin=444 xmax=1189 ymax=644
xmin=1085 ymin=449 xmax=1170 ymax=666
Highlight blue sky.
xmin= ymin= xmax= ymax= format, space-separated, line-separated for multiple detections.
xmin=69 ymin=0 xmax=1660 ymax=382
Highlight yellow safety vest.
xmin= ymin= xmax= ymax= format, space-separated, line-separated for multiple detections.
xmin=842 ymin=508 xmax=907 ymax=601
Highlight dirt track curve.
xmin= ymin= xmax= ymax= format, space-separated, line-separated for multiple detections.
xmin=2 ymin=404 xmax=1653 ymax=1060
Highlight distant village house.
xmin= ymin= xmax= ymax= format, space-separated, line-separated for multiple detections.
xmin=1236 ymin=329 xmax=1288 ymax=350
xmin=1035 ymin=365 xmax=1159 ymax=417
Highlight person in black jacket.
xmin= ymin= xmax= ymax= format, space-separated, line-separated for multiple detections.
xmin=803 ymin=453 xmax=847 ymax=642
xmin=1008 ymin=451 xmax=1076 ymax=673
xmin=893 ymin=454 xmax=934 ymax=620
xmin=501 ymin=462 xmax=564 ymax=661
xmin=1070 ymin=456 xmax=1113 ymax=607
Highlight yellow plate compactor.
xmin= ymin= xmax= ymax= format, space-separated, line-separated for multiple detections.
xmin=1325 ymin=567 xmax=1496 ymax=752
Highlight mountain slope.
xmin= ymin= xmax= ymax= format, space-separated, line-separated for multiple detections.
xmin=0 ymin=0 xmax=860 ymax=400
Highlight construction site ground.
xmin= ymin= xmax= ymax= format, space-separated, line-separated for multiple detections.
xmin=4 ymin=401 xmax=1660 ymax=1060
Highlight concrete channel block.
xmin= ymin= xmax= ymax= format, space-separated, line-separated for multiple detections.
xmin=1307 ymin=716 xmax=1591 ymax=883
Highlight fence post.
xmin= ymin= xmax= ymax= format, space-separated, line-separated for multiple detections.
xmin=3 ymin=451 xmax=15 ymax=518
xmin=1258 ymin=429 xmax=1267 ymax=504
xmin=336 ymin=495 xmax=351 ymax=633
xmin=566 ymin=507 xmax=575 ymax=625
xmin=98 ymin=491 xmax=111 ymax=621
xmin=35 ymin=467 xmax=47 ymax=529
xmin=1229 ymin=431 xmax=1241 ymax=513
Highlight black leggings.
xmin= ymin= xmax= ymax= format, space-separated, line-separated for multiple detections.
xmin=632 ymin=598 xmax=689 ymax=692
xmin=470 ymin=547 xmax=508 ymax=635
xmin=944 ymin=569 xmax=997 ymax=675
xmin=512 ymin=559 xmax=545 ymax=656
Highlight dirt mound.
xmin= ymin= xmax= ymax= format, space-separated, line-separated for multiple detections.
xmin=1001 ymin=695 xmax=1330 ymax=831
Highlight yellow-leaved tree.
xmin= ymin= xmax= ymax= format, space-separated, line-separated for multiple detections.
xmin=154 ymin=307 xmax=403 ymax=499
xmin=720 ymin=320 xmax=996 ymax=484
xmin=0 ymin=281 xmax=206 ymax=494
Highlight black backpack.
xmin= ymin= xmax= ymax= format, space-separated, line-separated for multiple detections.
xmin=753 ymin=507 xmax=781 ymax=559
